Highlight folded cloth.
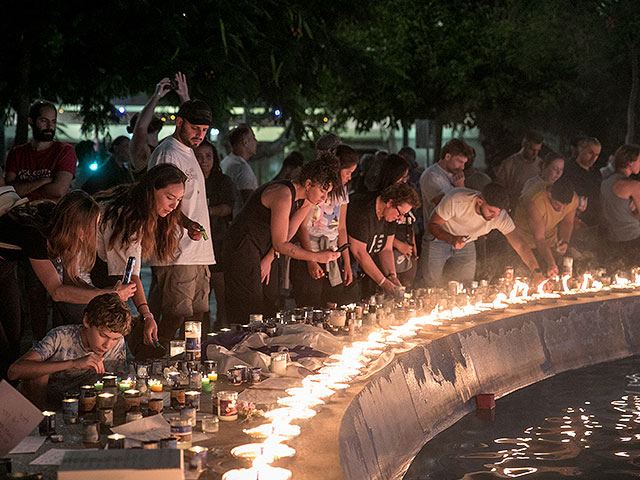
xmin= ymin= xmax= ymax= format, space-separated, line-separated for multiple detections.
xmin=313 ymin=235 xmax=342 ymax=287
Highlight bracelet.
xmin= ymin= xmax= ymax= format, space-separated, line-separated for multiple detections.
xmin=136 ymin=303 xmax=148 ymax=309
xmin=378 ymin=277 xmax=387 ymax=287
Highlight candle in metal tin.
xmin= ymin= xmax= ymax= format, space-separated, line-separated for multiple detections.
xmin=148 ymin=396 xmax=163 ymax=415
xmin=234 ymin=365 xmax=249 ymax=382
xmin=97 ymin=392 xmax=115 ymax=409
xmin=102 ymin=375 xmax=117 ymax=387
xmin=39 ymin=411 xmax=56 ymax=436
xmin=93 ymin=380 xmax=104 ymax=391
xmin=204 ymin=360 xmax=218 ymax=381
xmin=185 ymin=446 xmax=208 ymax=473
xmin=62 ymin=398 xmax=79 ymax=424
xmin=126 ymin=411 xmax=143 ymax=423
xmin=119 ymin=379 xmax=133 ymax=392
xmin=123 ymin=389 xmax=141 ymax=412
xmin=82 ymin=420 xmax=100 ymax=446
xmin=107 ymin=433 xmax=126 ymax=449
xmin=98 ymin=408 xmax=114 ymax=431
xmin=170 ymin=388 xmax=186 ymax=410
xmin=169 ymin=417 xmax=192 ymax=448
xmin=181 ymin=406 xmax=197 ymax=426
xmin=227 ymin=367 xmax=243 ymax=385
xmin=184 ymin=321 xmax=201 ymax=354
xmin=250 ymin=367 xmax=262 ymax=384
xmin=160 ymin=436 xmax=178 ymax=449
xmin=166 ymin=371 xmax=181 ymax=388
xmin=185 ymin=390 xmax=201 ymax=411
xmin=188 ymin=369 xmax=202 ymax=390
xmin=79 ymin=385 xmax=96 ymax=413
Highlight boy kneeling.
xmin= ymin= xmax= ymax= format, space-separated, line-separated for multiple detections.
xmin=8 ymin=293 xmax=131 ymax=409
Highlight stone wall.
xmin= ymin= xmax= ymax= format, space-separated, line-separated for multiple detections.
xmin=337 ymin=294 xmax=640 ymax=480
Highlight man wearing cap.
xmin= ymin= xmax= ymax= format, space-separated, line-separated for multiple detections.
xmin=129 ymin=73 xmax=190 ymax=178
xmin=221 ymin=124 xmax=259 ymax=217
xmin=4 ymin=99 xmax=76 ymax=201
xmin=147 ymin=99 xmax=215 ymax=346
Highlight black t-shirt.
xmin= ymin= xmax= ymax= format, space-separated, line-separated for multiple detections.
xmin=563 ymin=159 xmax=602 ymax=226
xmin=346 ymin=192 xmax=397 ymax=254
xmin=0 ymin=214 xmax=49 ymax=261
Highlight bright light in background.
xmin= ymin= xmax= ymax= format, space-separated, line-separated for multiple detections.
xmin=118 ymin=106 xmax=126 ymax=114
xmin=58 ymin=109 xmax=64 ymax=114
xmin=274 ymin=109 xmax=281 ymax=117
xmin=89 ymin=162 xmax=98 ymax=171
xmin=209 ymin=128 xmax=220 ymax=139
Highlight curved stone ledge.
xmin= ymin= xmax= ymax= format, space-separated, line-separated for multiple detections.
xmin=287 ymin=292 xmax=640 ymax=480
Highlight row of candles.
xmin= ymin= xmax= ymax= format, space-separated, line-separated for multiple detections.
xmin=220 ymin=267 xmax=640 ymax=479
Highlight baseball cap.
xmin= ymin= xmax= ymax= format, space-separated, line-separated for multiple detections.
xmin=176 ymin=100 xmax=212 ymax=126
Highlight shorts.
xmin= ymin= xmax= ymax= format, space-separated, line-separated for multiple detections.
xmin=150 ymin=265 xmax=211 ymax=318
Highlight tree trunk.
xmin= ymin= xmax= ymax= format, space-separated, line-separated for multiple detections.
xmin=14 ymin=39 xmax=32 ymax=146
xmin=626 ymin=43 xmax=638 ymax=144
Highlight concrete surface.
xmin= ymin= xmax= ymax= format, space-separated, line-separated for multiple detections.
xmin=289 ymin=291 xmax=640 ymax=480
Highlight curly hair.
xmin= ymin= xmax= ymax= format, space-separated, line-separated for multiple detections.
xmin=84 ymin=293 xmax=132 ymax=336
xmin=296 ymin=151 xmax=341 ymax=193
xmin=379 ymin=182 xmax=421 ymax=209
xmin=95 ymin=164 xmax=186 ymax=262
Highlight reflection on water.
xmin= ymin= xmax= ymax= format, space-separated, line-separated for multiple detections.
xmin=404 ymin=356 xmax=640 ymax=480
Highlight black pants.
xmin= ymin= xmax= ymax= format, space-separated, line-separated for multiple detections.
xmin=224 ymin=240 xmax=280 ymax=325
xmin=0 ymin=259 xmax=22 ymax=380
xmin=289 ymin=258 xmax=357 ymax=309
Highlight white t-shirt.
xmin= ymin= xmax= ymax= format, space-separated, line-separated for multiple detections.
xmin=435 ymin=187 xmax=515 ymax=241
xmin=420 ymin=163 xmax=455 ymax=226
xmin=306 ymin=186 xmax=349 ymax=244
xmin=220 ymin=153 xmax=258 ymax=217
xmin=147 ymin=136 xmax=215 ymax=266
xmin=97 ymin=217 xmax=142 ymax=277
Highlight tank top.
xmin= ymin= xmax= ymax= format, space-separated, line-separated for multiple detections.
xmin=226 ymin=180 xmax=302 ymax=257
xmin=601 ymin=172 xmax=640 ymax=241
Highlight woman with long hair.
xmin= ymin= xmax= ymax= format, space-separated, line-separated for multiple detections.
xmin=0 ymin=190 xmax=135 ymax=379
xmin=291 ymin=145 xmax=360 ymax=308
xmin=224 ymin=155 xmax=342 ymax=325
xmin=92 ymin=163 xmax=187 ymax=348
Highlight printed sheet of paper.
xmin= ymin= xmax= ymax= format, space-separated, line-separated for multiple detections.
xmin=9 ymin=435 xmax=46 ymax=454
xmin=110 ymin=414 xmax=171 ymax=441
xmin=31 ymin=448 xmax=97 ymax=466
xmin=0 ymin=380 xmax=44 ymax=457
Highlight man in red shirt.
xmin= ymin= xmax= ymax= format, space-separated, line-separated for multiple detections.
xmin=4 ymin=100 xmax=76 ymax=201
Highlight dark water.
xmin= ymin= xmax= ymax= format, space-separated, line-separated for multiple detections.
xmin=404 ymin=356 xmax=640 ymax=480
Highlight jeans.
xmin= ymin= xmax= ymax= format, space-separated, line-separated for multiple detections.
xmin=424 ymin=238 xmax=476 ymax=287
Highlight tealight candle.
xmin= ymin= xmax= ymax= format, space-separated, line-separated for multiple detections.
xmin=119 ymin=380 xmax=133 ymax=392
xmin=148 ymin=379 xmax=163 ymax=392
xmin=107 ymin=433 xmax=126 ymax=449
xmin=93 ymin=381 xmax=104 ymax=391
xmin=201 ymin=377 xmax=212 ymax=392
xmin=207 ymin=372 xmax=218 ymax=382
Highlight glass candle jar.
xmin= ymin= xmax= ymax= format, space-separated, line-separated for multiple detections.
xmin=201 ymin=414 xmax=219 ymax=433
xmin=184 ymin=321 xmax=201 ymax=354
xmin=170 ymin=340 xmax=185 ymax=357
xmin=217 ymin=391 xmax=238 ymax=421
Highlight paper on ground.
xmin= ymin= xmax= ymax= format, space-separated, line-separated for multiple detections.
xmin=0 ymin=380 xmax=44 ymax=457
xmin=9 ymin=435 xmax=46 ymax=454
xmin=31 ymin=448 xmax=97 ymax=466
xmin=110 ymin=414 xmax=171 ymax=441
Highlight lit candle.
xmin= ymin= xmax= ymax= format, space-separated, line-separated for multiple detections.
xmin=207 ymin=372 xmax=218 ymax=382
xmin=94 ymin=381 xmax=104 ymax=391
xmin=119 ymin=380 xmax=133 ymax=392
xmin=148 ymin=379 xmax=163 ymax=392
xmin=201 ymin=377 xmax=212 ymax=392
xmin=107 ymin=433 xmax=126 ymax=449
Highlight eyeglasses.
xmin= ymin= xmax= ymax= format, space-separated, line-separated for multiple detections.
xmin=394 ymin=205 xmax=409 ymax=221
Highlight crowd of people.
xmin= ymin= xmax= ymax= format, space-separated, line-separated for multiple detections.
xmin=2 ymin=73 xmax=640 ymax=407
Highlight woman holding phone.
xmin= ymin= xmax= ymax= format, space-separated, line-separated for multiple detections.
xmin=0 ymin=189 xmax=136 ymax=380
xmin=290 ymin=145 xmax=360 ymax=308
xmin=92 ymin=164 xmax=187 ymax=350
